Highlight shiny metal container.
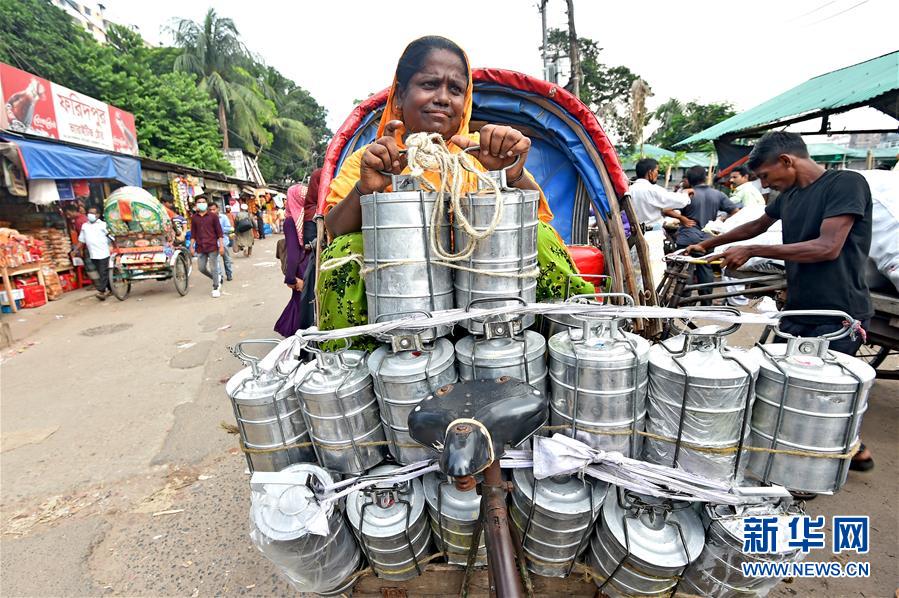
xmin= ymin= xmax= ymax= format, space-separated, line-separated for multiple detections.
xmin=368 ymin=337 xmax=456 ymax=464
xmin=588 ymin=490 xmax=704 ymax=597
xmin=510 ymin=469 xmax=608 ymax=577
xmin=360 ymin=180 xmax=453 ymax=340
xmin=548 ymin=317 xmax=650 ymax=458
xmin=747 ymin=337 xmax=875 ymax=493
xmin=226 ymin=342 xmax=316 ymax=472
xmin=454 ymin=178 xmax=539 ymax=334
xmin=538 ymin=279 xmax=611 ymax=340
xmin=645 ymin=332 xmax=759 ymax=481
xmin=346 ymin=464 xmax=433 ymax=581
xmin=295 ymin=349 xmax=386 ymax=474
xmin=422 ymin=473 xmax=486 ymax=566
xmin=681 ymin=501 xmax=805 ymax=598
xmin=250 ymin=463 xmax=361 ymax=595
xmin=456 ymin=329 xmax=547 ymax=395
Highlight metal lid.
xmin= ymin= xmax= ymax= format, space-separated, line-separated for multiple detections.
xmin=548 ymin=324 xmax=650 ymax=367
xmin=226 ymin=361 xmax=300 ymax=404
xmin=465 ymin=187 xmax=540 ymax=205
xmin=250 ymin=463 xmax=335 ymax=542
xmin=602 ymin=492 xmax=704 ymax=569
xmin=422 ymin=473 xmax=481 ymax=523
xmin=346 ymin=464 xmax=426 ymax=538
xmin=512 ymin=469 xmax=607 ymax=517
xmin=455 ymin=331 xmax=546 ymax=367
xmin=368 ymin=339 xmax=455 ymax=384
xmin=752 ymin=344 xmax=875 ymax=386
xmin=649 ymin=335 xmax=758 ymax=382
xmin=296 ymin=350 xmax=372 ymax=397
xmin=705 ymin=502 xmax=799 ymax=554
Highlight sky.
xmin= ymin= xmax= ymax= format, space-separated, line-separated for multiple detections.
xmin=103 ymin=0 xmax=898 ymax=138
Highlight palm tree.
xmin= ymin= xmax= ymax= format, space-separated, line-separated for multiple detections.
xmin=169 ymin=9 xmax=272 ymax=150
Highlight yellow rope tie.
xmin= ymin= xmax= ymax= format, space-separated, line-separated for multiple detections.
xmin=222 ymin=422 xmax=858 ymax=460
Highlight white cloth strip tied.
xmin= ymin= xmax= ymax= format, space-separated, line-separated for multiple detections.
xmin=515 ymin=434 xmax=790 ymax=505
xmin=249 ymin=434 xmax=789 ymax=538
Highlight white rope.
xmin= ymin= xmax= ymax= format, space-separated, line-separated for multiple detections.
xmin=293 ymin=301 xmax=780 ymax=343
xmin=321 ymin=133 xmax=539 ymax=281
xmin=319 ymin=253 xmax=364 ymax=272
xmin=403 ymin=132 xmax=508 ymax=264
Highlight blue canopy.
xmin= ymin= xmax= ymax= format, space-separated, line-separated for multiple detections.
xmin=1 ymin=134 xmax=141 ymax=187
xmin=335 ymin=84 xmax=613 ymax=243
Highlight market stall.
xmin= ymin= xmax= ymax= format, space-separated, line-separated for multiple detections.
xmin=0 ymin=133 xmax=142 ymax=309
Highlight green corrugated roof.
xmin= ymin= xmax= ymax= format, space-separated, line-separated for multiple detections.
xmin=805 ymin=144 xmax=899 ymax=162
xmin=806 ymin=143 xmax=856 ymax=162
xmin=680 ymin=152 xmax=716 ymax=168
xmin=677 ymin=51 xmax=899 ymax=145
xmin=619 ymin=144 xmax=675 ymax=169
xmin=638 ymin=144 xmax=676 ymax=158
xmin=621 ymin=147 xmax=717 ymax=170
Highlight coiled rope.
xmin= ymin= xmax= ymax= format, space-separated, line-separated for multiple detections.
xmin=320 ymin=132 xmax=539 ymax=280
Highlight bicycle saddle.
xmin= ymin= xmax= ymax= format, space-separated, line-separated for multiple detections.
xmin=407 ymin=377 xmax=547 ymax=477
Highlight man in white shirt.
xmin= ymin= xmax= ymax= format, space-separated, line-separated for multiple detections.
xmin=729 ymin=165 xmax=766 ymax=208
xmin=629 ymin=158 xmax=692 ymax=287
xmin=78 ymin=207 xmax=112 ymax=300
xmin=630 ymin=158 xmax=693 ymax=229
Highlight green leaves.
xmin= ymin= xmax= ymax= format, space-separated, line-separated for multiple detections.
xmin=0 ymin=0 xmax=232 ymax=172
xmin=169 ymin=8 xmax=331 ymax=183
xmin=542 ymin=29 xmax=644 ymax=146
xmin=648 ymin=100 xmax=736 ymax=151
xmin=1 ymin=0 xmax=330 ymax=183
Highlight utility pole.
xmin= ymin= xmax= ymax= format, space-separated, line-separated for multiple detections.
xmin=565 ymin=0 xmax=580 ymax=98
xmin=538 ymin=0 xmax=550 ymax=81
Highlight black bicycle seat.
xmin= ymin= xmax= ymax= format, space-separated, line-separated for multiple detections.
xmin=407 ymin=377 xmax=547 ymax=477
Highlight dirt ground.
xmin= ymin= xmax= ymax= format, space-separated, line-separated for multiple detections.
xmin=1 ymin=236 xmax=896 ymax=597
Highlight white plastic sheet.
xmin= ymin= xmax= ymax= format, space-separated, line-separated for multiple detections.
xmin=862 ymin=169 xmax=899 ymax=292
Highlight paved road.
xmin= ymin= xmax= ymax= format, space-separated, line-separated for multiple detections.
xmin=1 ymin=236 xmax=896 ymax=596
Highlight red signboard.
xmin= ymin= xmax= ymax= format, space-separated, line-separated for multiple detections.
xmin=0 ymin=62 xmax=138 ymax=155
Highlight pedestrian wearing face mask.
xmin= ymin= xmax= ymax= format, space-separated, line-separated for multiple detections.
xmin=77 ymin=207 xmax=113 ymax=300
xmin=190 ymin=194 xmax=225 ymax=298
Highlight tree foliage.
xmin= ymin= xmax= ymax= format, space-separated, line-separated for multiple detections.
xmin=170 ymin=10 xmax=330 ymax=184
xmin=648 ymin=99 xmax=736 ymax=152
xmin=0 ymin=0 xmax=232 ymax=172
xmin=0 ymin=0 xmax=331 ymax=182
xmin=543 ymin=29 xmax=645 ymax=146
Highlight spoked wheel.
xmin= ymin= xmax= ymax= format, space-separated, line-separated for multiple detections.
xmin=109 ymin=267 xmax=131 ymax=301
xmin=856 ymin=343 xmax=889 ymax=369
xmin=173 ymin=253 xmax=190 ymax=296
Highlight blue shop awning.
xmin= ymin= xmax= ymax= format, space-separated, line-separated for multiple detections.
xmin=0 ymin=134 xmax=141 ymax=186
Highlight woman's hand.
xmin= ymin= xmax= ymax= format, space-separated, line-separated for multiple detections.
xmin=452 ymin=125 xmax=530 ymax=180
xmin=358 ymin=120 xmax=407 ymax=195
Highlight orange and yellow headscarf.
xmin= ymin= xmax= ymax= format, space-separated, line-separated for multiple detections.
xmin=325 ymin=40 xmax=552 ymax=223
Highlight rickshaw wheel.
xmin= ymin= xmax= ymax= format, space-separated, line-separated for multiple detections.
xmin=109 ymin=267 xmax=131 ymax=301
xmin=173 ymin=254 xmax=190 ymax=296
xmin=856 ymin=343 xmax=889 ymax=369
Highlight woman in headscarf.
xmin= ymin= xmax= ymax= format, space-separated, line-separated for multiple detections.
xmin=320 ymin=36 xmax=593 ymax=340
xmin=274 ymin=170 xmax=321 ymax=336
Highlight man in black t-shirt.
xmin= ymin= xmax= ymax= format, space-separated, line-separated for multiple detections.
xmin=686 ymin=131 xmax=874 ymax=476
